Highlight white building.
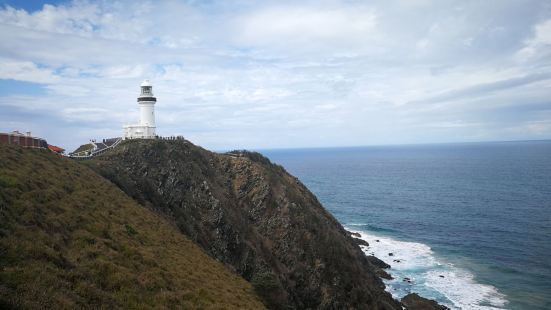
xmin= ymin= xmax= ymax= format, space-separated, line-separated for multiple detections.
xmin=123 ymin=80 xmax=157 ymax=139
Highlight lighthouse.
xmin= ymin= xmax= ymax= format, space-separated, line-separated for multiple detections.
xmin=123 ymin=80 xmax=157 ymax=139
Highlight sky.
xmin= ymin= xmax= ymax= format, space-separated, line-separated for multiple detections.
xmin=0 ymin=0 xmax=550 ymax=151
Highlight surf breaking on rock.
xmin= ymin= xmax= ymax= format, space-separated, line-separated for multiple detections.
xmin=345 ymin=226 xmax=508 ymax=310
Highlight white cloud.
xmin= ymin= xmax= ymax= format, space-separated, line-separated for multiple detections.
xmin=529 ymin=19 xmax=551 ymax=46
xmin=516 ymin=19 xmax=551 ymax=61
xmin=0 ymin=58 xmax=58 ymax=83
xmin=0 ymin=0 xmax=550 ymax=151
xmin=0 ymin=1 xmax=161 ymax=43
xmin=61 ymin=107 xmax=111 ymax=122
xmin=425 ymin=121 xmax=481 ymax=129
xmin=235 ymin=5 xmax=378 ymax=53
xmin=46 ymin=84 xmax=91 ymax=97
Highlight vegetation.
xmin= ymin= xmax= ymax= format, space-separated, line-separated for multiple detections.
xmin=0 ymin=144 xmax=265 ymax=309
xmin=72 ymin=143 xmax=94 ymax=154
xmin=250 ymin=272 xmax=282 ymax=307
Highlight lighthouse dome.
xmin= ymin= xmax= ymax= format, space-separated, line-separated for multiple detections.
xmin=141 ymin=79 xmax=152 ymax=87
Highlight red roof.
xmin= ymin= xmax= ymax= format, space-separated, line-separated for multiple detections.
xmin=48 ymin=144 xmax=65 ymax=153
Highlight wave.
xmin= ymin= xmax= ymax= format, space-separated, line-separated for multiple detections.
xmin=345 ymin=226 xmax=508 ymax=310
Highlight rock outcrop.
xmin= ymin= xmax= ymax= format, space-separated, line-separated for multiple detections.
xmin=352 ymin=237 xmax=370 ymax=247
xmin=366 ymin=256 xmax=391 ymax=269
xmin=89 ymin=139 xmax=402 ymax=309
xmin=401 ymin=293 xmax=450 ymax=310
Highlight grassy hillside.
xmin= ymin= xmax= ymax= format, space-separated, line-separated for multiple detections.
xmin=0 ymin=144 xmax=265 ymax=309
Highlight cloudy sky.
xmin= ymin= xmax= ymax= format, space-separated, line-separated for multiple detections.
xmin=0 ymin=0 xmax=550 ymax=151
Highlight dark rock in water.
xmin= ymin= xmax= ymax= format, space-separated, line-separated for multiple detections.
xmin=393 ymin=259 xmax=401 ymax=263
xmin=89 ymin=140 xmax=404 ymax=310
xmin=366 ymin=256 xmax=391 ymax=269
xmin=439 ymin=275 xmax=445 ymax=278
xmin=401 ymin=293 xmax=450 ymax=310
xmin=403 ymin=277 xmax=410 ymax=282
xmin=376 ymin=239 xmax=380 ymax=242
xmin=388 ymin=252 xmax=394 ymax=256
xmin=377 ymin=269 xmax=394 ymax=280
xmin=349 ymin=231 xmax=362 ymax=238
xmin=352 ymin=237 xmax=369 ymax=247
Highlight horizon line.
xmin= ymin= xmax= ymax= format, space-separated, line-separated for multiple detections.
xmin=216 ymin=138 xmax=551 ymax=153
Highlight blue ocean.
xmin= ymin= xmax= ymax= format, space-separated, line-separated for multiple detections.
xmin=262 ymin=141 xmax=551 ymax=310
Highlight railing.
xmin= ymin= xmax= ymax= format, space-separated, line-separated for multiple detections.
xmin=155 ymin=135 xmax=186 ymax=140
xmin=69 ymin=137 xmax=122 ymax=160
xmin=68 ymin=135 xmax=187 ymax=160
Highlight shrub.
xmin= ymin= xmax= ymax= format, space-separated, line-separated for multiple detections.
xmin=251 ymin=271 xmax=282 ymax=307
xmin=124 ymin=224 xmax=138 ymax=236
xmin=0 ymin=175 xmax=17 ymax=188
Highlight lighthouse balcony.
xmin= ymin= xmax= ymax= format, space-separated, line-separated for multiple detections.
xmin=137 ymin=96 xmax=157 ymax=102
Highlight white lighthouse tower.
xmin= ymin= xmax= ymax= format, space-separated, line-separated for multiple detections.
xmin=123 ymin=80 xmax=157 ymax=139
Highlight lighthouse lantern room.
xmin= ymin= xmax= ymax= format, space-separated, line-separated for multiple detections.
xmin=123 ymin=80 xmax=157 ymax=139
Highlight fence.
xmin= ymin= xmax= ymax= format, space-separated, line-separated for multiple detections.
xmin=69 ymin=137 xmax=122 ymax=159
xmin=69 ymin=135 xmax=187 ymax=160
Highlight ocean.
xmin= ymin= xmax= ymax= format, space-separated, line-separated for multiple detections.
xmin=262 ymin=140 xmax=551 ymax=310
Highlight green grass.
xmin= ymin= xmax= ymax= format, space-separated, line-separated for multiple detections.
xmin=0 ymin=144 xmax=265 ymax=309
xmin=72 ymin=143 xmax=94 ymax=154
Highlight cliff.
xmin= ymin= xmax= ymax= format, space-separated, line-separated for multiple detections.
xmin=87 ymin=139 xmax=402 ymax=309
xmin=0 ymin=144 xmax=264 ymax=309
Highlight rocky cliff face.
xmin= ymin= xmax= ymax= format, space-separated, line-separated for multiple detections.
xmin=88 ymin=139 xmax=402 ymax=309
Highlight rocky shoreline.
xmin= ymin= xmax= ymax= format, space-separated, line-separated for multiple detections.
xmin=346 ymin=230 xmax=450 ymax=310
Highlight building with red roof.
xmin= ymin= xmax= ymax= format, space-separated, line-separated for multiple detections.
xmin=47 ymin=144 xmax=65 ymax=154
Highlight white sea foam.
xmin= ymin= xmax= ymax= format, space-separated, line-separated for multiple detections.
xmin=346 ymin=227 xmax=508 ymax=310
